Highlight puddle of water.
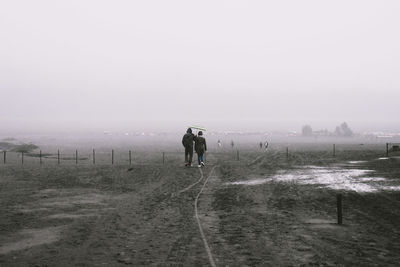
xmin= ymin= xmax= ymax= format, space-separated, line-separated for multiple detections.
xmin=299 ymin=165 xmax=326 ymax=169
xmin=381 ymin=186 xmax=400 ymax=191
xmin=229 ymin=178 xmax=272 ymax=186
xmin=359 ymin=177 xmax=386 ymax=182
xmin=378 ymin=157 xmax=389 ymax=160
xmin=348 ymin=161 xmax=367 ymax=164
xmin=228 ymin=165 xmax=396 ymax=193
xmin=324 ymin=182 xmax=377 ymax=192
xmin=273 ymin=168 xmax=378 ymax=192
xmin=0 ymin=226 xmax=62 ymax=254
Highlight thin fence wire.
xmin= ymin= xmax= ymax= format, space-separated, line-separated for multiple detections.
xmin=0 ymin=143 xmax=393 ymax=166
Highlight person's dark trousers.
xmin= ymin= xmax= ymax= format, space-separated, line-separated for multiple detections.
xmin=185 ymin=146 xmax=193 ymax=164
xmin=197 ymin=153 xmax=204 ymax=165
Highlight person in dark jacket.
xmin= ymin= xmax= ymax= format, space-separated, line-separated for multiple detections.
xmin=194 ymin=131 xmax=207 ymax=167
xmin=182 ymin=128 xmax=195 ymax=166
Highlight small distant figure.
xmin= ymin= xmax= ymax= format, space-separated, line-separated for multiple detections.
xmin=264 ymin=141 xmax=269 ymax=150
xmin=194 ymin=131 xmax=207 ymax=168
xmin=182 ymin=128 xmax=195 ymax=167
xmin=217 ymin=139 xmax=222 ymax=148
xmin=231 ymin=140 xmax=234 ymax=148
xmin=259 ymin=142 xmax=263 ymax=149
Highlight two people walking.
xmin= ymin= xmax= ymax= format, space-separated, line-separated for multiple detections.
xmin=182 ymin=128 xmax=207 ymax=167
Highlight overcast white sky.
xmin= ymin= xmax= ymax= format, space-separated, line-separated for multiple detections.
xmin=1 ymin=0 xmax=399 ymax=132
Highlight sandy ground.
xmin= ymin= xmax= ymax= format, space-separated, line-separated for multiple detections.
xmin=1 ymin=147 xmax=400 ymax=266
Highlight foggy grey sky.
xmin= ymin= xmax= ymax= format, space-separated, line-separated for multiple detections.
xmin=1 ymin=0 xmax=399 ymax=133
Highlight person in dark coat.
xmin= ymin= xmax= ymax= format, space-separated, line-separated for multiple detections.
xmin=182 ymin=128 xmax=195 ymax=166
xmin=194 ymin=131 xmax=207 ymax=167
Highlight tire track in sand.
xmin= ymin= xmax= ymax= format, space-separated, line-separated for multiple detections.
xmin=195 ymin=166 xmax=218 ymax=267
xmin=172 ymin=169 xmax=205 ymax=196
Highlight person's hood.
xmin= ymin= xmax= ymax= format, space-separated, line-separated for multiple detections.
xmin=186 ymin=128 xmax=192 ymax=133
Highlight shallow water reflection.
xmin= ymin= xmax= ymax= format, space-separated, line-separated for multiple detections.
xmin=228 ymin=165 xmax=396 ymax=193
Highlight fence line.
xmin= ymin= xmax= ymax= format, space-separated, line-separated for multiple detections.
xmin=1 ymin=150 xmax=235 ymax=165
xmin=0 ymin=143 xmax=392 ymax=166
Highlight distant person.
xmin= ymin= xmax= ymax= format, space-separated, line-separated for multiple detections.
xmin=265 ymin=141 xmax=269 ymax=150
xmin=194 ymin=131 xmax=207 ymax=167
xmin=231 ymin=140 xmax=234 ymax=148
xmin=182 ymin=128 xmax=195 ymax=166
xmin=217 ymin=139 xmax=222 ymax=148
xmin=259 ymin=142 xmax=263 ymax=149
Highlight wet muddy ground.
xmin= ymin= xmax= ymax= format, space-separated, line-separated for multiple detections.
xmin=1 ymin=147 xmax=400 ymax=266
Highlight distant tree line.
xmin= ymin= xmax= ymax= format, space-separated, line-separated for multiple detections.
xmin=0 ymin=141 xmax=39 ymax=153
xmin=301 ymin=122 xmax=354 ymax=137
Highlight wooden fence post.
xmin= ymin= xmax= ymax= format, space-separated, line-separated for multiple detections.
xmin=93 ymin=149 xmax=95 ymax=164
xmin=40 ymin=150 xmax=42 ymax=165
xmin=75 ymin=150 xmax=78 ymax=165
xmin=333 ymin=144 xmax=336 ymax=157
xmin=112 ymin=149 xmax=114 ymax=165
xmin=22 ymin=152 xmax=24 ymax=165
xmin=337 ymin=194 xmax=343 ymax=225
xmin=163 ymin=152 xmax=165 ymax=164
xmin=386 ymin=143 xmax=389 ymax=157
xmin=129 ymin=150 xmax=132 ymax=165
xmin=3 ymin=151 xmax=6 ymax=164
xmin=286 ymin=147 xmax=289 ymax=159
xmin=58 ymin=149 xmax=60 ymax=165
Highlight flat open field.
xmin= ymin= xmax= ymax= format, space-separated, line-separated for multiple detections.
xmin=1 ymin=144 xmax=400 ymax=266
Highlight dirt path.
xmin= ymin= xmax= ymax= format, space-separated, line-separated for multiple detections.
xmin=1 ymin=150 xmax=400 ymax=266
xmin=194 ymin=166 xmax=218 ymax=267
